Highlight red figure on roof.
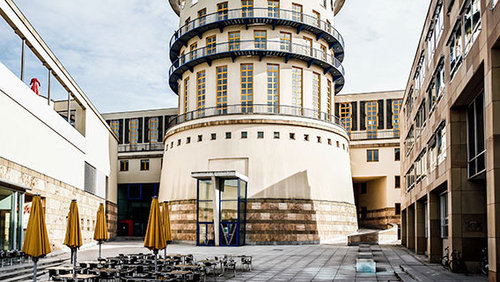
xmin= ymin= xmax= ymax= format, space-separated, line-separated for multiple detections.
xmin=30 ymin=78 xmax=40 ymax=95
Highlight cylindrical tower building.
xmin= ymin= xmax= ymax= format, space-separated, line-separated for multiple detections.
xmin=160 ymin=0 xmax=356 ymax=245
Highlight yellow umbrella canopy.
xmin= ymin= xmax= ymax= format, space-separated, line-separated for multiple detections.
xmin=64 ymin=200 xmax=82 ymax=249
xmin=161 ymin=202 xmax=172 ymax=242
xmin=93 ymin=203 xmax=109 ymax=242
xmin=22 ymin=195 xmax=51 ymax=258
xmin=144 ymin=197 xmax=166 ymax=251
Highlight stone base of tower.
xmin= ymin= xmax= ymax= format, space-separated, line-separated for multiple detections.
xmin=167 ymin=198 xmax=358 ymax=245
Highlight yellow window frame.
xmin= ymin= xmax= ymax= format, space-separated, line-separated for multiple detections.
xmin=340 ymin=102 xmax=351 ymax=133
xmin=206 ymin=35 xmax=217 ymax=55
xmin=197 ymin=70 xmax=206 ymax=113
xmin=267 ymin=64 xmax=280 ymax=113
xmin=216 ymin=65 xmax=228 ymax=113
xmin=228 ymin=31 xmax=240 ymax=51
xmin=183 ymin=76 xmax=189 ymax=113
xmin=313 ymin=72 xmax=321 ymax=118
xmin=241 ymin=64 xmax=253 ymax=112
xmin=217 ymin=2 xmax=228 ymax=20
xmin=292 ymin=67 xmax=303 ymax=115
xmin=254 ymin=30 xmax=267 ymax=49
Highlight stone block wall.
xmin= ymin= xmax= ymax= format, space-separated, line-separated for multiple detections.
xmin=106 ymin=201 xmax=118 ymax=238
xmin=359 ymin=207 xmax=400 ymax=229
xmin=0 ymin=157 xmax=115 ymax=251
xmin=167 ymin=198 xmax=358 ymax=244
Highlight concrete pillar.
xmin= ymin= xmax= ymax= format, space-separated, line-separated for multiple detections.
xmin=211 ymin=176 xmax=220 ymax=246
xmin=428 ymin=192 xmax=442 ymax=263
xmin=415 ymin=199 xmax=426 ymax=255
xmin=407 ymin=204 xmax=415 ymax=251
xmin=486 ymin=47 xmax=500 ymax=281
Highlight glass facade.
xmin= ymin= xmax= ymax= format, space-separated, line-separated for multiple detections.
xmin=0 ymin=188 xmax=25 ymax=251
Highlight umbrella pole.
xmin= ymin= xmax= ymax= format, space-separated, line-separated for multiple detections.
xmin=33 ymin=257 xmax=38 ymax=282
xmin=73 ymin=248 xmax=77 ymax=279
xmin=164 ymin=246 xmax=166 ymax=258
xmin=98 ymin=241 xmax=102 ymax=260
xmin=154 ymin=249 xmax=158 ymax=275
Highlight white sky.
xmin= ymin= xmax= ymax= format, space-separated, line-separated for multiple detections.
xmin=0 ymin=0 xmax=430 ymax=112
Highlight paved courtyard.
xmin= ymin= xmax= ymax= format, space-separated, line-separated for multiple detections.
xmin=36 ymin=240 xmax=486 ymax=281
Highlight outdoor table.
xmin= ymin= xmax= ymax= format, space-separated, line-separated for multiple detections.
xmin=175 ymin=264 xmax=200 ymax=270
xmin=170 ymin=270 xmax=191 ymax=282
xmin=60 ymin=273 xmax=99 ymax=282
xmin=79 ymin=261 xmax=100 ymax=268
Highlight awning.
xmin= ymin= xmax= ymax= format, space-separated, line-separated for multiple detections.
xmin=191 ymin=170 xmax=248 ymax=182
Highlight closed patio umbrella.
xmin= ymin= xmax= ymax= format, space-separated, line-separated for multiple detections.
xmin=144 ymin=196 xmax=166 ymax=274
xmin=22 ymin=195 xmax=51 ymax=281
xmin=161 ymin=201 xmax=172 ymax=258
xmin=64 ymin=199 xmax=82 ymax=279
xmin=93 ymin=203 xmax=109 ymax=260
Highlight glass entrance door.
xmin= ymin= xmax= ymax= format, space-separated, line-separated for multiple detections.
xmin=196 ymin=178 xmax=247 ymax=246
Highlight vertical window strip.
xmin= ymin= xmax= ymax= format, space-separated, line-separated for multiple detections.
xmin=267 ymin=64 xmax=279 ymax=113
xmin=241 ymin=64 xmax=253 ymax=113
xmin=313 ymin=72 xmax=321 ymax=118
xmin=190 ymin=42 xmax=198 ymax=60
xmin=292 ymin=3 xmax=303 ymax=22
xmin=198 ymin=8 xmax=207 ymax=25
xmin=340 ymin=103 xmax=351 ymax=134
xmin=216 ymin=66 xmax=228 ymax=114
xmin=197 ymin=71 xmax=206 ymax=114
xmin=184 ymin=77 xmax=190 ymax=113
xmin=392 ymin=99 xmax=402 ymax=137
xmin=149 ymin=117 xmax=159 ymax=143
xmin=327 ymin=80 xmax=332 ymax=121
xmin=366 ymin=101 xmax=378 ymax=139
xmin=129 ymin=119 xmax=139 ymax=148
xmin=110 ymin=120 xmax=120 ymax=138
xmin=292 ymin=67 xmax=303 ymax=115
xmin=280 ymin=32 xmax=291 ymax=51
xmin=268 ymin=0 xmax=279 ymax=18
xmin=217 ymin=2 xmax=228 ymax=20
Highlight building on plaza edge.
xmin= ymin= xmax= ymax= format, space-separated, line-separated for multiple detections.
xmin=159 ymin=0 xmax=357 ymax=245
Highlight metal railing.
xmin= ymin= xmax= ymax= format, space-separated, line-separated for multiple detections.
xmin=170 ymin=7 xmax=344 ymax=52
xmin=168 ymin=104 xmax=346 ymax=130
xmin=118 ymin=143 xmax=164 ymax=152
xmin=169 ymin=39 xmax=344 ymax=79
xmin=348 ymin=129 xmax=401 ymax=141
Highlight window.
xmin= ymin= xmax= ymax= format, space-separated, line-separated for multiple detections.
xmin=148 ymin=117 xmax=159 ymax=143
xmin=326 ymin=80 xmax=332 ymax=120
xmin=190 ymin=42 xmax=198 ymax=60
xmin=292 ymin=67 xmax=303 ymax=114
xmin=405 ymin=125 xmax=414 ymax=156
xmin=317 ymin=136 xmax=322 ymax=143
xmin=463 ymin=0 xmax=481 ymax=54
xmin=427 ymin=28 xmax=435 ymax=66
xmin=241 ymin=64 xmax=253 ymax=113
xmin=186 ymin=137 xmax=191 ymax=144
xmin=367 ymin=149 xmax=379 ymax=162
xmin=312 ymin=72 xmax=321 ymax=118
xmin=226 ymin=132 xmax=231 ymax=139
xmin=467 ymin=92 xmax=485 ymax=178
xmin=292 ymin=3 xmax=303 ymax=22
xmin=274 ymin=132 xmax=280 ymax=139
xmin=415 ymin=101 xmax=427 ymax=133
xmin=242 ymin=0 xmax=254 ymax=17
xmin=449 ymin=22 xmax=463 ymax=78
xmin=406 ymin=166 xmax=415 ymax=190
xmin=414 ymin=54 xmax=425 ymax=90
xmin=257 ymin=131 xmax=264 ymax=138
xmin=267 ymin=64 xmax=279 ymax=113
xmin=228 ymin=31 xmax=240 ymax=51
xmin=336 ymin=141 xmax=339 ymax=147
xmin=340 ymin=103 xmax=352 ymax=134
xmin=366 ymin=101 xmax=378 ymax=139
xmin=177 ymin=139 xmax=181 ymax=146
xmin=392 ymin=99 xmax=402 ymax=137
xmin=440 ymin=193 xmax=448 ymax=238
xmin=327 ymin=138 xmax=332 ymax=145
xmin=241 ymin=131 xmax=248 ymax=139
xmin=268 ymin=0 xmax=279 ymax=18
xmin=183 ymin=77 xmax=190 ymax=113
xmin=434 ymin=3 xmax=444 ymax=43
xmin=415 ymin=150 xmax=428 ymax=182
xmin=303 ymin=37 xmax=313 ymax=56
xmin=430 ymin=61 xmax=445 ymax=111
xmin=216 ymin=66 xmax=228 ymax=114
xmin=304 ymin=134 xmax=309 ymax=141
xmin=140 ymin=159 xmax=150 ymax=171
xmin=395 ymin=176 xmax=401 ymax=189
xmin=197 ymin=71 xmax=206 ymax=113
xmin=395 ymin=148 xmax=400 ymax=161
xmin=198 ymin=135 xmax=203 ymax=142
xmin=206 ymin=35 xmax=217 ymax=55
xmin=395 ymin=203 xmax=401 ymax=215
xmin=312 ymin=10 xmax=321 ymax=27
xmin=217 ymin=2 xmax=228 ymax=20
xmin=84 ymin=162 xmax=96 ymax=194
xmin=321 ymin=44 xmax=327 ymax=61
xmin=280 ymin=32 xmax=291 ymax=51
xmin=211 ymin=133 xmax=216 ymax=140
xmin=110 ymin=120 xmax=120 ymax=139
xmin=198 ymin=8 xmax=207 ymax=25
xmin=120 ymin=160 xmax=129 ymax=172
xmin=254 ymin=30 xmax=267 ymax=49
xmin=129 ymin=119 xmax=139 ymax=148
xmin=289 ymin=133 xmax=295 ymax=140
xmin=437 ymin=124 xmax=447 ymax=165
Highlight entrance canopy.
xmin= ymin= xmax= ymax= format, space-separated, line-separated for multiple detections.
xmin=191 ymin=171 xmax=248 ymax=182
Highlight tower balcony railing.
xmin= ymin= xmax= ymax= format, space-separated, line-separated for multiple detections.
xmin=348 ymin=129 xmax=401 ymax=141
xmin=169 ymin=7 xmax=345 ymax=63
xmin=168 ymin=104 xmax=347 ymax=132
xmin=169 ymin=39 xmax=345 ymax=94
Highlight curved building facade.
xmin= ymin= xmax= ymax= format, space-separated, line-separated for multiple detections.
xmin=160 ymin=0 xmax=357 ymax=245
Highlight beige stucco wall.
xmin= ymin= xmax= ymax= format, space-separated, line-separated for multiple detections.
xmin=117 ymin=154 xmax=163 ymax=184
xmin=159 ymin=115 xmax=354 ymax=204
